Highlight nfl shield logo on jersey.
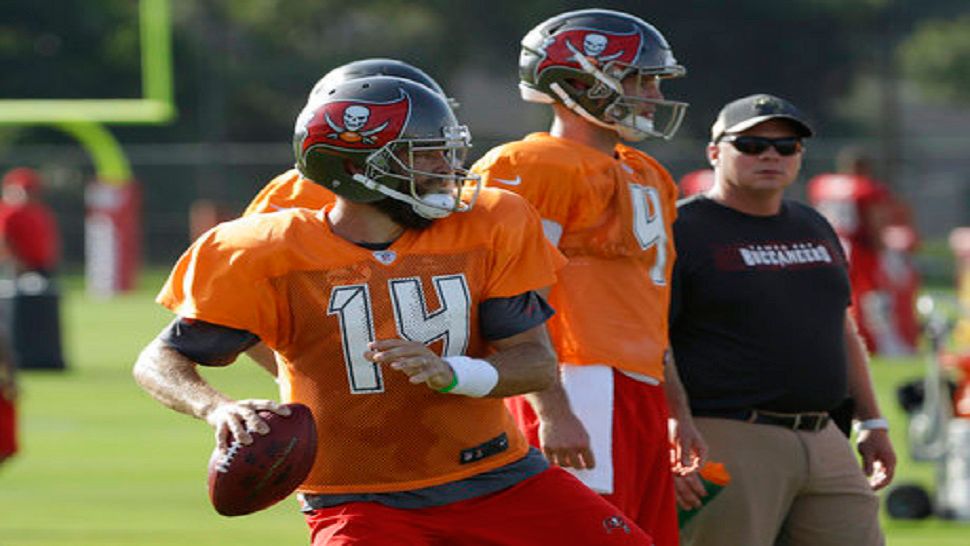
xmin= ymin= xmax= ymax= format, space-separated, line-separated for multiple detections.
xmin=372 ymin=250 xmax=397 ymax=265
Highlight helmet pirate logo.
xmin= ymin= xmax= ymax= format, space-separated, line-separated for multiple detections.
xmin=536 ymin=28 xmax=642 ymax=76
xmin=583 ymin=33 xmax=610 ymax=57
xmin=332 ymin=105 xmax=380 ymax=143
xmin=301 ymin=91 xmax=411 ymax=152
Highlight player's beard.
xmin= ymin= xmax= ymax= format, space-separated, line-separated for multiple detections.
xmin=370 ymin=197 xmax=434 ymax=231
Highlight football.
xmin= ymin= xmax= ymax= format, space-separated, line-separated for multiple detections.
xmin=207 ymin=403 xmax=317 ymax=517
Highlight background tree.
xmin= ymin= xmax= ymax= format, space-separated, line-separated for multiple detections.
xmin=898 ymin=15 xmax=970 ymax=105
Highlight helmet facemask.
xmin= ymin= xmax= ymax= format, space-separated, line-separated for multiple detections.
xmin=353 ymin=124 xmax=482 ymax=219
xmin=552 ymin=59 xmax=687 ymax=142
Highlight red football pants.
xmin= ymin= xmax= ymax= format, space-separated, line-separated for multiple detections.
xmin=507 ymin=371 xmax=678 ymax=546
xmin=304 ymin=466 xmax=652 ymax=545
xmin=0 ymin=396 xmax=17 ymax=460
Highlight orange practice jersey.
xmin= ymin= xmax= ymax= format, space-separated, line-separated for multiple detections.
xmin=243 ymin=169 xmax=335 ymax=216
xmin=472 ymin=132 xmax=677 ymax=380
xmin=158 ymin=188 xmax=565 ymax=494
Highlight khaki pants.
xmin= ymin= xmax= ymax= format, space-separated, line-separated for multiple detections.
xmin=681 ymin=417 xmax=883 ymax=546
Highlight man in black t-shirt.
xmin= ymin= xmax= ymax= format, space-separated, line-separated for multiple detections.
xmin=669 ymin=94 xmax=896 ymax=546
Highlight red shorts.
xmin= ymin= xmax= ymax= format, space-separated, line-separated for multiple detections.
xmin=304 ymin=466 xmax=652 ymax=545
xmin=0 ymin=396 xmax=17 ymax=460
xmin=507 ymin=371 xmax=678 ymax=546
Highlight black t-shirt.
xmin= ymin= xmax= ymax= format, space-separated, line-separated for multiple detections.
xmin=669 ymin=195 xmax=851 ymax=413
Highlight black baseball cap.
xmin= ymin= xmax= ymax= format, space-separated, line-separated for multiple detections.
xmin=711 ymin=93 xmax=813 ymax=142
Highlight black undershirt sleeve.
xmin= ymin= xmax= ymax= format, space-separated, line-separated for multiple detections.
xmin=479 ymin=291 xmax=555 ymax=341
xmin=159 ymin=318 xmax=261 ymax=367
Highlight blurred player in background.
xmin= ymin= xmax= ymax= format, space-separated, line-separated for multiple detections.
xmin=678 ymin=169 xmax=714 ymax=198
xmin=0 ymin=168 xmax=66 ymax=371
xmin=0 ymin=168 xmax=60 ymax=279
xmin=134 ymin=76 xmax=651 ymax=545
xmin=807 ymin=148 xmax=920 ymax=355
xmin=241 ymin=58 xmax=457 ymax=375
xmin=0 ymin=166 xmax=64 ymax=462
xmin=472 ymin=9 xmax=704 ymax=545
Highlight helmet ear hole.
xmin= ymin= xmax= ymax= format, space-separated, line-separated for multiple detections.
xmin=342 ymin=157 xmax=363 ymax=175
xmin=565 ymin=78 xmax=590 ymax=92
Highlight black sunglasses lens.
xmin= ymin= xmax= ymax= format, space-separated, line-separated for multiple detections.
xmin=772 ymin=138 xmax=799 ymax=156
xmin=731 ymin=137 xmax=769 ymax=154
xmin=730 ymin=137 xmax=800 ymax=156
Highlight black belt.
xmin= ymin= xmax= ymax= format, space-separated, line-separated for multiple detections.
xmin=695 ymin=409 xmax=830 ymax=432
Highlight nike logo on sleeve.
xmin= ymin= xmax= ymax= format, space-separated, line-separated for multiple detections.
xmin=492 ymin=175 xmax=522 ymax=186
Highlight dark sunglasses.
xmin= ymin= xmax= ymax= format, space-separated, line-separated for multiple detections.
xmin=719 ymin=135 xmax=803 ymax=156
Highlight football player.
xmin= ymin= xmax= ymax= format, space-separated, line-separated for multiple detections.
xmin=807 ymin=150 xmax=919 ymax=355
xmin=241 ymin=59 xmax=456 ymax=375
xmin=134 ymin=76 xmax=652 ymax=545
xmin=471 ymin=9 xmax=704 ymax=545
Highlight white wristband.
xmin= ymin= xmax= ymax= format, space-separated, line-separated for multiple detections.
xmin=440 ymin=356 xmax=499 ymax=397
xmin=855 ymin=418 xmax=889 ymax=432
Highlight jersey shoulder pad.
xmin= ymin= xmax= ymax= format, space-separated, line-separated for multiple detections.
xmin=244 ymin=170 xmax=335 ymax=215
xmin=473 ymin=134 xmax=585 ymax=185
xmin=466 ymin=187 xmax=541 ymax=226
xmin=616 ymin=145 xmax=677 ymax=193
xmin=200 ymin=209 xmax=321 ymax=273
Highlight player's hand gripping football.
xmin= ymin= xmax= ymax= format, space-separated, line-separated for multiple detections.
xmin=204 ymin=399 xmax=292 ymax=449
xmin=366 ymin=339 xmax=454 ymax=391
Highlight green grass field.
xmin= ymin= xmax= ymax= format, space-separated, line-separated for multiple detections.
xmin=0 ymin=273 xmax=305 ymax=545
xmin=0 ymin=273 xmax=968 ymax=545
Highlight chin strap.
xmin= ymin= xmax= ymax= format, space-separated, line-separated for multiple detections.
xmin=549 ymin=82 xmax=615 ymax=132
xmin=550 ymin=82 xmax=653 ymax=141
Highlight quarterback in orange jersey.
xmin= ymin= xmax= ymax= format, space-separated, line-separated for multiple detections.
xmin=134 ymin=76 xmax=652 ymax=545
xmin=240 ymin=59 xmax=457 ymax=375
xmin=471 ymin=9 xmax=705 ymax=545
